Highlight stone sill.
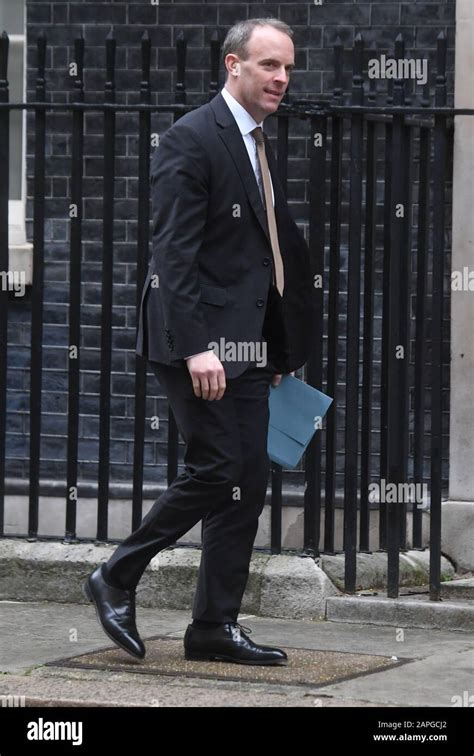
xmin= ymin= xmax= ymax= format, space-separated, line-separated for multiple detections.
xmin=8 ymin=243 xmax=33 ymax=287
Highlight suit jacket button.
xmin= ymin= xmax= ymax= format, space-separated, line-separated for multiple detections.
xmin=256 ymin=299 xmax=264 ymax=308
xmin=262 ymin=257 xmax=270 ymax=266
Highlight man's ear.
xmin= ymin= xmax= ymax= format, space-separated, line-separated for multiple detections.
xmin=224 ymin=54 xmax=240 ymax=78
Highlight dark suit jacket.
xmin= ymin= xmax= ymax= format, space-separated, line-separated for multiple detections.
xmin=136 ymin=91 xmax=316 ymax=379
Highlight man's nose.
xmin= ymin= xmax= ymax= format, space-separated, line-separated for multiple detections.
xmin=274 ymin=67 xmax=289 ymax=85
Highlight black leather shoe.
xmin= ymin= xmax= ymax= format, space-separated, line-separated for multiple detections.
xmin=83 ymin=564 xmax=145 ymax=660
xmin=184 ymin=622 xmax=288 ymax=666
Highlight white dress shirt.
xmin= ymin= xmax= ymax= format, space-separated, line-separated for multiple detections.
xmin=220 ymin=86 xmax=275 ymax=207
xmin=185 ymin=87 xmax=274 ymax=361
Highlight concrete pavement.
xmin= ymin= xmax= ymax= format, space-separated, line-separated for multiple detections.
xmin=0 ymin=599 xmax=472 ymax=708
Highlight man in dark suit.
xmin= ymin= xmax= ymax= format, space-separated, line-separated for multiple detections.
xmin=84 ymin=18 xmax=315 ymax=666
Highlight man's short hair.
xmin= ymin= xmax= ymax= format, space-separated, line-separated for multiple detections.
xmin=222 ymin=18 xmax=294 ymax=75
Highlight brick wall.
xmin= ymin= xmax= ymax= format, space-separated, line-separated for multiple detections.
xmin=5 ymin=0 xmax=455 ymax=496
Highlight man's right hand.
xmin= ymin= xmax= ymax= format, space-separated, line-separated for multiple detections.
xmin=186 ymin=351 xmax=226 ymax=401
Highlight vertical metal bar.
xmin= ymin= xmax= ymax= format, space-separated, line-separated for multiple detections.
xmin=360 ymin=46 xmax=378 ymax=553
xmin=386 ymin=34 xmax=407 ymax=597
xmin=343 ymin=35 xmax=364 ymax=593
xmin=28 ymin=33 xmax=47 ymax=538
xmin=175 ymin=31 xmax=187 ymax=106
xmin=0 ymin=32 xmax=10 ymax=534
xmin=398 ymin=114 xmax=413 ymax=552
xmin=132 ymin=32 xmax=151 ymax=532
xmin=304 ymin=112 xmax=327 ymax=557
xmin=97 ymin=31 xmax=116 ymax=542
xmin=379 ymin=122 xmax=391 ymax=551
xmin=208 ymin=30 xmax=220 ymax=101
xmin=430 ymin=33 xmax=447 ymax=601
xmin=270 ymin=463 xmax=282 ymax=554
xmin=270 ymin=111 xmax=289 ymax=554
xmin=167 ymin=33 xmax=188 ymax=488
xmin=65 ymin=35 xmax=84 ymax=541
xmin=379 ymin=48 xmax=394 ymax=551
xmin=324 ymin=37 xmax=343 ymax=554
xmin=412 ymin=80 xmax=431 ymax=549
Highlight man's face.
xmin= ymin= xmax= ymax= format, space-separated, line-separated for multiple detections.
xmin=225 ymin=27 xmax=295 ymax=122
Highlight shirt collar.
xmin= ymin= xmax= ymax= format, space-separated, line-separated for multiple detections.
xmin=221 ymin=86 xmax=264 ymax=137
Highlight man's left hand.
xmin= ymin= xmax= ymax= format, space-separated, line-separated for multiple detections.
xmin=271 ymin=371 xmax=295 ymax=387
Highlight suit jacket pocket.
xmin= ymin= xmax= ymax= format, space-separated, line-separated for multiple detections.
xmin=200 ymin=283 xmax=227 ymax=307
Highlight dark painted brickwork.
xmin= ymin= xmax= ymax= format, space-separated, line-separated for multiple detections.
xmin=5 ymin=0 xmax=454 ymax=496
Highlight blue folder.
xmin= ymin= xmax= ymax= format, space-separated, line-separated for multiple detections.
xmin=267 ymin=374 xmax=333 ymax=469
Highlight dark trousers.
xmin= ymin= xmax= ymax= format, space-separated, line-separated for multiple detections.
xmin=104 ymin=355 xmax=275 ymax=624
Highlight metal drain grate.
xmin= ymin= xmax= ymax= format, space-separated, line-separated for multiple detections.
xmin=46 ymin=636 xmax=407 ymax=688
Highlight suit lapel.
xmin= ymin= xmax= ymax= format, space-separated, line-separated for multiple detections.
xmin=210 ymin=93 xmax=271 ymax=244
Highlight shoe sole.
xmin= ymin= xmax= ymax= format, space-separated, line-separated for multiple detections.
xmin=184 ymin=651 xmax=287 ymax=666
xmin=83 ymin=578 xmax=145 ymax=661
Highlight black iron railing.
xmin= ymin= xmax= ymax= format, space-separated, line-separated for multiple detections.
xmin=0 ymin=29 xmax=470 ymax=599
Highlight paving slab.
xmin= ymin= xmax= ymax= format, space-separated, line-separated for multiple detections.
xmin=0 ymin=600 xmax=472 ymax=707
